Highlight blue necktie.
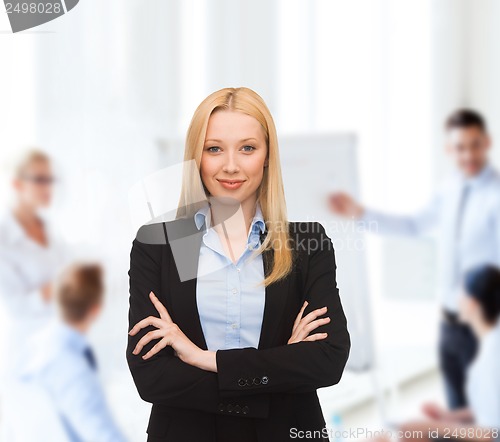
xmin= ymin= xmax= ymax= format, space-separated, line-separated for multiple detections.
xmin=452 ymin=183 xmax=470 ymax=292
xmin=83 ymin=346 xmax=98 ymax=371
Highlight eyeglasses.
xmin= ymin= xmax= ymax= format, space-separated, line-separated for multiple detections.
xmin=21 ymin=175 xmax=57 ymax=185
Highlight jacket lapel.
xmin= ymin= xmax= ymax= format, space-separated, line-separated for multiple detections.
xmin=167 ymin=217 xmax=208 ymax=350
xmin=257 ymin=230 xmax=291 ymax=350
xmin=166 ymin=218 xmax=291 ymax=352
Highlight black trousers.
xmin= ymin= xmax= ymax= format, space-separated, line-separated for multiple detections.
xmin=438 ymin=318 xmax=478 ymax=409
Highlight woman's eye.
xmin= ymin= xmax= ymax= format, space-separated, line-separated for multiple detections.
xmin=242 ymin=145 xmax=256 ymax=152
xmin=206 ymin=146 xmax=221 ymax=152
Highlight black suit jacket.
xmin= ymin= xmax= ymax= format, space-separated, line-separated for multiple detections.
xmin=126 ymin=216 xmax=351 ymax=442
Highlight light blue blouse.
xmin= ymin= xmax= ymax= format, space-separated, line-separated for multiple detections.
xmin=194 ymin=201 xmax=266 ymax=351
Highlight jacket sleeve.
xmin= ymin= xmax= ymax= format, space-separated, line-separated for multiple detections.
xmin=126 ymin=235 xmax=270 ymax=417
xmin=215 ymin=222 xmax=351 ymax=397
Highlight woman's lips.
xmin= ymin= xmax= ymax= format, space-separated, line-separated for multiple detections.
xmin=217 ymin=179 xmax=245 ymax=190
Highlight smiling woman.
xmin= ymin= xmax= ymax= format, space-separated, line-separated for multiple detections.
xmin=126 ymin=87 xmax=351 ymax=442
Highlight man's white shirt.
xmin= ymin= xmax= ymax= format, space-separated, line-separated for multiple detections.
xmin=360 ymin=163 xmax=500 ymax=312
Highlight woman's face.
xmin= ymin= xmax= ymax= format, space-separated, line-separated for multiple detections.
xmin=200 ymin=110 xmax=268 ymax=206
xmin=13 ymin=160 xmax=54 ymax=208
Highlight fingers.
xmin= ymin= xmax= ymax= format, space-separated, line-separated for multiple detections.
xmin=292 ymin=303 xmax=326 ymax=334
xmin=300 ymin=306 xmax=328 ymax=328
xmin=291 ymin=316 xmax=330 ymax=343
xmin=149 ymin=291 xmax=173 ymax=322
xmin=132 ymin=329 xmax=165 ymax=355
xmin=292 ymin=300 xmax=308 ymax=333
xmin=288 ymin=331 xmax=328 ymax=344
xmin=302 ymin=316 xmax=331 ymax=334
xmin=128 ymin=291 xmax=173 ymax=336
xmin=288 ymin=303 xmax=330 ymax=344
xmin=142 ymin=338 xmax=169 ymax=360
xmin=128 ymin=315 xmax=164 ymax=336
xmin=302 ymin=332 xmax=328 ymax=342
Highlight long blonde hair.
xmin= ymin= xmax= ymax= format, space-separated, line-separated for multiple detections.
xmin=176 ymin=87 xmax=294 ymax=287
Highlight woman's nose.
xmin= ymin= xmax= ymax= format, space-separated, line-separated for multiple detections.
xmin=222 ymin=152 xmax=240 ymax=173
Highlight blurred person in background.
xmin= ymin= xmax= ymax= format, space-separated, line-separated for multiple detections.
xmin=0 ymin=149 xmax=72 ymax=397
xmin=2 ymin=262 xmax=128 ymax=442
xmin=328 ymin=109 xmax=500 ymax=410
xmin=384 ymin=264 xmax=500 ymax=442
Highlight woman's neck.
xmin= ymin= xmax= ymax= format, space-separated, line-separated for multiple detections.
xmin=209 ymin=196 xmax=258 ymax=238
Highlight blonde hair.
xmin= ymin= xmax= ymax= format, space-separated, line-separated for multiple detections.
xmin=10 ymin=148 xmax=51 ymax=180
xmin=176 ymin=87 xmax=294 ymax=287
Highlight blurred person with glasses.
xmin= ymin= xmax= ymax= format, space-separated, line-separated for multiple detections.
xmin=0 ymin=149 xmax=72 ymax=410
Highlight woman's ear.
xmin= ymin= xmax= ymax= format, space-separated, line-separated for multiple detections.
xmin=264 ymin=157 xmax=269 ymax=168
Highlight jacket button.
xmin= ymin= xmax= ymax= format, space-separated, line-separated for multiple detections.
xmin=253 ymin=377 xmax=261 ymax=385
xmin=242 ymin=405 xmax=250 ymax=415
xmin=262 ymin=376 xmax=269 ymax=384
xmin=227 ymin=403 xmax=233 ymax=413
xmin=246 ymin=378 xmax=252 ymax=386
xmin=234 ymin=404 xmax=241 ymax=414
xmin=218 ymin=402 xmax=225 ymax=412
xmin=238 ymin=378 xmax=246 ymax=387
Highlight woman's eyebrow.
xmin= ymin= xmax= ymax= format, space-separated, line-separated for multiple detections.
xmin=205 ymin=137 xmax=258 ymax=143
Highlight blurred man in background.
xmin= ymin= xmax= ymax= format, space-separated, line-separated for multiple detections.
xmin=329 ymin=109 xmax=500 ymax=410
xmin=2 ymin=262 xmax=127 ymax=442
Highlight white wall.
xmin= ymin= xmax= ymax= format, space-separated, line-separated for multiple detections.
xmin=466 ymin=0 xmax=500 ymax=166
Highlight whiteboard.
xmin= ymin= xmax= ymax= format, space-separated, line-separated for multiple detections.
xmin=279 ymin=133 xmax=373 ymax=371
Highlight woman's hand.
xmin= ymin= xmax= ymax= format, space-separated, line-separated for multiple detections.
xmin=421 ymin=402 xmax=474 ymax=424
xmin=422 ymin=402 xmax=447 ymax=420
xmin=287 ymin=300 xmax=330 ymax=344
xmin=129 ymin=291 xmax=212 ymax=369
